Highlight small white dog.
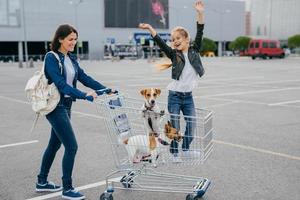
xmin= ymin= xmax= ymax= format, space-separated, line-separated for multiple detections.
xmin=140 ymin=88 xmax=165 ymax=137
xmin=122 ymin=121 xmax=182 ymax=167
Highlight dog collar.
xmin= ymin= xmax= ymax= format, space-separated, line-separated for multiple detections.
xmin=158 ymin=138 xmax=169 ymax=146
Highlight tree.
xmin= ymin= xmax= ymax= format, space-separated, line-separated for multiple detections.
xmin=200 ymin=37 xmax=217 ymax=54
xmin=230 ymin=36 xmax=251 ymax=52
xmin=288 ymin=34 xmax=300 ymax=49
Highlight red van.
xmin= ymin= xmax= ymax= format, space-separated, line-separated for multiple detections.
xmin=247 ymin=39 xmax=285 ymax=59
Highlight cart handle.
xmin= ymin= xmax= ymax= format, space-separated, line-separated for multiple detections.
xmin=96 ymin=88 xmax=118 ymax=96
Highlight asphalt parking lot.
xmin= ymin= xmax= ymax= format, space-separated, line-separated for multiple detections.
xmin=0 ymin=56 xmax=299 ymax=200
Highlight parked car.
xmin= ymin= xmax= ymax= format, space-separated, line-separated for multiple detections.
xmin=247 ymin=39 xmax=285 ymax=59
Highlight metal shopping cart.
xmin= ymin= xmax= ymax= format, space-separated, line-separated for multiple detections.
xmin=96 ymin=93 xmax=213 ymax=200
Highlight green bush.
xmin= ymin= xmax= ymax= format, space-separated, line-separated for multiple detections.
xmin=229 ymin=36 xmax=251 ymax=52
xmin=200 ymin=37 xmax=217 ymax=54
xmin=288 ymin=34 xmax=300 ymax=49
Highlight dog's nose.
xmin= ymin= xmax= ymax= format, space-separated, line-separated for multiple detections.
xmin=151 ymin=100 xmax=155 ymax=104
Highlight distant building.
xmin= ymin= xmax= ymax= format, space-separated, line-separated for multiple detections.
xmin=0 ymin=0 xmax=245 ymax=61
xmin=249 ymin=0 xmax=300 ymax=39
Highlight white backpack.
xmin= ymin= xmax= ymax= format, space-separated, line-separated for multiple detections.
xmin=25 ymin=51 xmax=63 ymax=131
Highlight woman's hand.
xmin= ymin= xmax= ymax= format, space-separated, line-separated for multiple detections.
xmin=86 ymin=91 xmax=98 ymax=99
xmin=195 ymin=0 xmax=204 ymax=14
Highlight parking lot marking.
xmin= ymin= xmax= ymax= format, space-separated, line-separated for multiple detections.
xmin=0 ymin=95 xmax=29 ymax=105
xmin=202 ymin=86 xmax=300 ymax=98
xmin=268 ymin=100 xmax=300 ymax=106
xmin=26 ymin=177 xmax=121 ymax=200
xmin=0 ymin=140 xmax=38 ymax=149
xmin=214 ymin=140 xmax=300 ymax=161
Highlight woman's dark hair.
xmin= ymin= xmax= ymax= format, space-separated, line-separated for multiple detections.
xmin=50 ymin=24 xmax=78 ymax=52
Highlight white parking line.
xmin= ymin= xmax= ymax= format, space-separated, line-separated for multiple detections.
xmin=268 ymin=100 xmax=300 ymax=106
xmin=0 ymin=140 xmax=39 ymax=149
xmin=214 ymin=140 xmax=300 ymax=161
xmin=26 ymin=177 xmax=122 ymax=200
xmin=201 ymin=87 xmax=300 ymax=98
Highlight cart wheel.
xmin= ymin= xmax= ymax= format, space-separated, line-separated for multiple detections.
xmin=100 ymin=192 xmax=113 ymax=200
xmin=186 ymin=194 xmax=202 ymax=200
xmin=121 ymin=181 xmax=132 ymax=188
xmin=120 ymin=172 xmax=135 ymax=188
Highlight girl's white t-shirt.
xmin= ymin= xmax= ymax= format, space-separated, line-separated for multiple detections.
xmin=167 ymin=52 xmax=199 ymax=92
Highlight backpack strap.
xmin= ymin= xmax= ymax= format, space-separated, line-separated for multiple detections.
xmin=42 ymin=51 xmax=63 ymax=75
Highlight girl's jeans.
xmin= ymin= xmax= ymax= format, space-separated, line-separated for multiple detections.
xmin=37 ymin=97 xmax=77 ymax=190
xmin=168 ymin=90 xmax=196 ymax=154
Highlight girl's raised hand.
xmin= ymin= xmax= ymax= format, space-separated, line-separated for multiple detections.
xmin=195 ymin=0 xmax=204 ymax=13
xmin=138 ymin=23 xmax=152 ymax=30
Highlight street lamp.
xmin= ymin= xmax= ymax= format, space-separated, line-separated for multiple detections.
xmin=69 ymin=0 xmax=83 ymax=58
xmin=21 ymin=0 xmax=28 ymax=67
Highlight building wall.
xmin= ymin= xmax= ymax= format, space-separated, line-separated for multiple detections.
xmin=250 ymin=0 xmax=300 ymax=39
xmin=0 ymin=0 xmax=245 ymax=60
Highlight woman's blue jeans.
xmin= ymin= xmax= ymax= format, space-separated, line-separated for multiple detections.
xmin=168 ymin=90 xmax=196 ymax=154
xmin=37 ymin=97 xmax=77 ymax=190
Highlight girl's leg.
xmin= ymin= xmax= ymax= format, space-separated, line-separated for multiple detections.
xmin=168 ymin=91 xmax=181 ymax=154
xmin=182 ymin=94 xmax=196 ymax=151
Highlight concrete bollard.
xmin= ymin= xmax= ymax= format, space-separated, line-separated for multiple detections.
xmin=29 ymin=58 xmax=34 ymax=68
xmin=18 ymin=61 xmax=23 ymax=68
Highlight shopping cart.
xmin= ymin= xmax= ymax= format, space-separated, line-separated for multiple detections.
xmin=96 ymin=93 xmax=213 ymax=200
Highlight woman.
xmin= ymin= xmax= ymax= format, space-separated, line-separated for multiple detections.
xmin=139 ymin=0 xmax=205 ymax=160
xmin=35 ymin=24 xmax=115 ymax=200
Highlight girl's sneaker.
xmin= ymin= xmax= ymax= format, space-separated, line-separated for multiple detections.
xmin=36 ymin=181 xmax=62 ymax=192
xmin=62 ymin=188 xmax=85 ymax=200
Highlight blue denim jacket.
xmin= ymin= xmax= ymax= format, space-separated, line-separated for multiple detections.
xmin=44 ymin=51 xmax=106 ymax=101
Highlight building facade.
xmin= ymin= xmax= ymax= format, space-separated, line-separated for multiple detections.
xmin=0 ymin=0 xmax=245 ymax=61
xmin=249 ymin=0 xmax=300 ymax=40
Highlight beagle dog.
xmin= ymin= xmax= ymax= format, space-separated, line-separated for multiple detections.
xmin=140 ymin=88 xmax=165 ymax=137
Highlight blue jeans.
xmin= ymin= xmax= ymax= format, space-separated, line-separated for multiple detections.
xmin=168 ymin=90 xmax=196 ymax=154
xmin=37 ymin=97 xmax=77 ymax=190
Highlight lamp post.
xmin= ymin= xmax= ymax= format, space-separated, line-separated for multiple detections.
xmin=69 ymin=0 xmax=83 ymax=58
xmin=21 ymin=0 xmax=28 ymax=67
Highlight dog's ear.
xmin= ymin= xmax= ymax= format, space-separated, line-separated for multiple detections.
xmin=140 ymin=89 xmax=146 ymax=96
xmin=155 ymin=88 xmax=161 ymax=96
xmin=164 ymin=123 xmax=170 ymax=132
xmin=167 ymin=121 xmax=171 ymax=126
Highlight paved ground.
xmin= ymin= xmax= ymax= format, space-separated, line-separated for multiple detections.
xmin=0 ymin=57 xmax=299 ymax=200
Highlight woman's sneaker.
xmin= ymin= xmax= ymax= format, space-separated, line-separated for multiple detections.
xmin=62 ymin=188 xmax=85 ymax=200
xmin=36 ymin=181 xmax=62 ymax=192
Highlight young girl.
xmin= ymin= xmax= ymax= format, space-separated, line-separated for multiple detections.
xmin=139 ymin=0 xmax=205 ymax=159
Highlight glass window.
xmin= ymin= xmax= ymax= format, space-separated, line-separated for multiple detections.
xmin=255 ymin=42 xmax=259 ymax=48
xmin=0 ymin=0 xmax=20 ymax=26
xmin=269 ymin=42 xmax=276 ymax=48
xmin=262 ymin=42 xmax=268 ymax=48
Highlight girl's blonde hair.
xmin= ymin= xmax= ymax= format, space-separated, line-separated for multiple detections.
xmin=155 ymin=26 xmax=190 ymax=71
